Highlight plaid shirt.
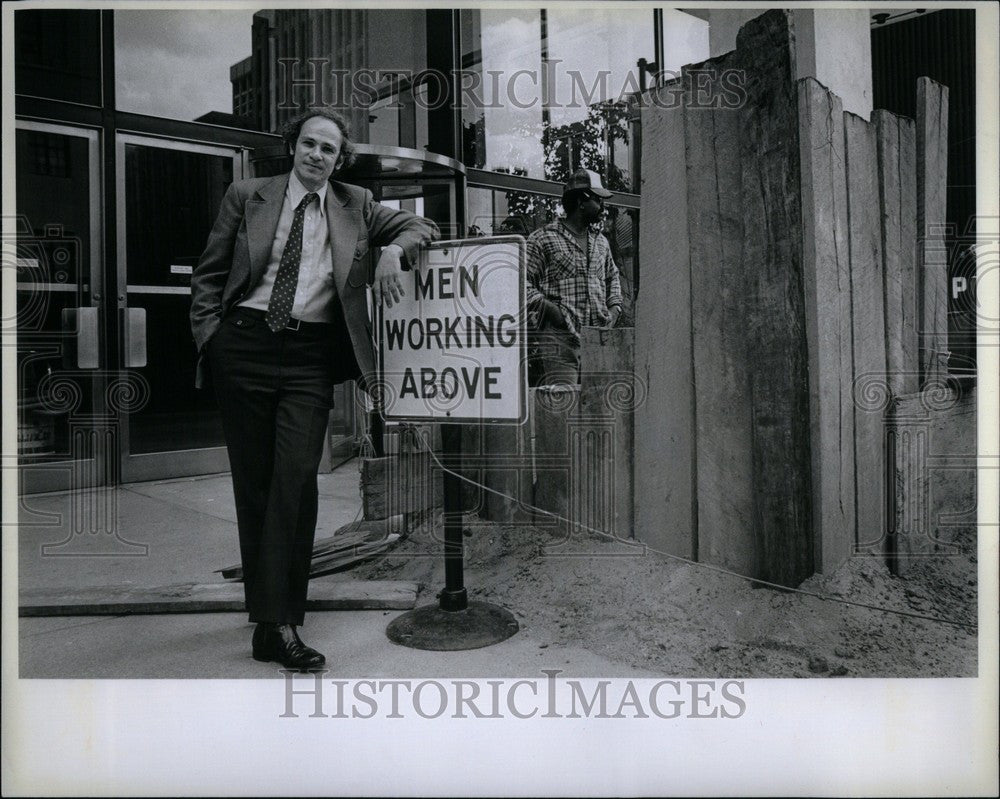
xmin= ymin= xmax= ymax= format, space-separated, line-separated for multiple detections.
xmin=526 ymin=220 xmax=622 ymax=338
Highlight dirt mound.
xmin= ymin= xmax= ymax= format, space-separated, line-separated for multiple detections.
xmin=353 ymin=513 xmax=978 ymax=677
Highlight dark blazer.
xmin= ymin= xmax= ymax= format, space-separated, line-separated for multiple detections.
xmin=190 ymin=172 xmax=439 ymax=389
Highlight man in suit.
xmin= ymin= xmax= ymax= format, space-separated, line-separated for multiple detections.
xmin=190 ymin=108 xmax=438 ymax=670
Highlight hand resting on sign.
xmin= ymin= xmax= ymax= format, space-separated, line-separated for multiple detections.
xmin=374 ymin=244 xmax=406 ymax=307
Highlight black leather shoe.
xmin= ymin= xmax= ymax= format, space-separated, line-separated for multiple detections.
xmin=252 ymin=623 xmax=326 ymax=670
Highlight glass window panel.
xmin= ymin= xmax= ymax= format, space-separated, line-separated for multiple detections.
xmin=114 ymin=9 xmax=258 ymax=124
xmin=16 ymin=129 xmax=96 ymax=464
xmin=414 ymin=83 xmax=430 ymax=150
xmin=15 ymin=9 xmax=102 ymax=105
xmin=16 ymin=132 xmax=91 ymax=288
xmin=467 ymin=186 xmax=556 ymax=238
xmin=466 ymin=187 xmax=495 ymax=238
xmin=121 ymin=144 xmax=235 ymax=455
xmin=605 ymin=206 xmax=639 ymax=323
xmin=366 ymin=10 xmax=426 ymax=72
xmin=126 ymin=293 xmax=225 ymax=454
xmin=461 ymin=9 xmax=546 ymax=178
xmin=660 ymin=9 xmax=710 ymax=76
xmin=124 ymin=144 xmax=233 ymax=286
xmin=461 ymin=10 xmax=708 ymax=192
xmin=461 ymin=9 xmax=658 ymax=192
xmin=368 ymin=96 xmax=401 ymax=147
xmin=545 ymin=8 xmax=653 ymax=128
xmin=366 ymin=83 xmax=430 ymax=150
xmin=114 ymin=9 xmax=435 ymax=138
xmin=544 ymin=8 xmax=653 ymax=192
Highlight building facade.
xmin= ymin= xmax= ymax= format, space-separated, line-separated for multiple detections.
xmin=11 ymin=7 xmax=976 ymax=494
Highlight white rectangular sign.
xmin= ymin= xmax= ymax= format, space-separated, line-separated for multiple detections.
xmin=378 ymin=236 xmax=526 ymax=422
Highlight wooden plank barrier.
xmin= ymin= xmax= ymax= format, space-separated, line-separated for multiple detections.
xmin=683 ymin=53 xmax=755 ymax=576
xmin=798 ymin=78 xmax=857 ymax=574
xmin=738 ymin=12 xmax=815 ymax=586
xmin=844 ymin=112 xmax=889 ymax=555
xmin=635 ymin=72 xmax=697 ymax=559
xmin=916 ymin=77 xmax=951 ymax=384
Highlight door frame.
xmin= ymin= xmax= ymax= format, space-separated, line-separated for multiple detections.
xmin=114 ymin=131 xmax=245 ymax=483
xmin=15 ymin=120 xmax=106 ymax=495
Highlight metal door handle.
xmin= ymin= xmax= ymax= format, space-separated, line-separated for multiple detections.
xmin=123 ymin=307 xmax=147 ymax=367
xmin=60 ymin=307 xmax=100 ymax=369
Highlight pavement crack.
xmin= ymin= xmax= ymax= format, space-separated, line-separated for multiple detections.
xmin=120 ymin=486 xmax=238 ymax=526
xmin=19 ymin=614 xmax=129 ymax=638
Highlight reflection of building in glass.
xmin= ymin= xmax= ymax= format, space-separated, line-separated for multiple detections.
xmin=225 ymin=7 xmax=694 ymax=196
xmin=14 ymin=8 xmax=101 ymax=104
xmin=228 ymin=9 xmax=426 ymax=143
xmin=10 ymin=4 xmax=981 ymax=497
xmin=230 ymin=56 xmax=255 ymax=120
xmin=458 ymin=7 xmax=685 ymax=191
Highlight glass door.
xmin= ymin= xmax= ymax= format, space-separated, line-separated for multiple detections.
xmin=15 ymin=122 xmax=105 ymax=495
xmin=115 ymin=133 xmax=243 ymax=482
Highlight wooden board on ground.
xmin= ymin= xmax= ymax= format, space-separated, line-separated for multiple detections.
xmin=216 ymin=517 xmax=403 ymax=580
xmin=19 ymin=580 xmax=419 ymax=616
xmin=307 ymin=534 xmax=401 ymax=577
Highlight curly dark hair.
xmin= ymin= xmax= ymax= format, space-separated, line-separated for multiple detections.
xmin=280 ymin=108 xmax=357 ymax=172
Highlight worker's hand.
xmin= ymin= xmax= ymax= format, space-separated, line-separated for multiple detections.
xmin=374 ymin=244 xmax=406 ymax=307
xmin=543 ymin=300 xmax=568 ymax=329
xmin=606 ymin=306 xmax=621 ymax=329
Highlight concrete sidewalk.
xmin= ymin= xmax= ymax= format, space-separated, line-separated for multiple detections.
xmin=17 ymin=460 xmax=655 ymax=678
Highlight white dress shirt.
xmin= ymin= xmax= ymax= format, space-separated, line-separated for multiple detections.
xmin=238 ymin=171 xmax=337 ymax=323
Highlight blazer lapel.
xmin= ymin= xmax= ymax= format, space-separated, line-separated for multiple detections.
xmin=327 ymin=181 xmax=362 ymax=295
xmin=244 ymin=174 xmax=288 ymax=288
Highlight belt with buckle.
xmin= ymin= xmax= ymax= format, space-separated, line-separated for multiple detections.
xmin=283 ymin=316 xmax=333 ymax=333
xmin=233 ymin=307 xmax=333 ymax=332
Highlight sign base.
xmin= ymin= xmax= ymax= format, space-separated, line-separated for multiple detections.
xmin=385 ymin=601 xmax=519 ymax=651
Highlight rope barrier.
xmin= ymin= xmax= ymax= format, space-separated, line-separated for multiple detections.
xmin=395 ymin=424 xmax=978 ymax=634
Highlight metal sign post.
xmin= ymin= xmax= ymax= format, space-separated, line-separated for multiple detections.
xmin=439 ymin=423 xmax=468 ymax=613
xmin=381 ymin=237 xmax=525 ymax=651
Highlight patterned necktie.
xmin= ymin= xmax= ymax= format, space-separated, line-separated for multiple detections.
xmin=266 ymin=191 xmax=318 ymax=332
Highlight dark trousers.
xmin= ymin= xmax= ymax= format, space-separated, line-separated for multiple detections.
xmin=207 ymin=307 xmax=335 ymax=625
xmin=528 ymin=326 xmax=580 ymax=387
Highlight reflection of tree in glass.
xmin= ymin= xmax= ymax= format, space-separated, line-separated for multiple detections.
xmin=493 ymin=167 xmax=558 ymax=237
xmin=542 ymin=99 xmax=631 ymax=192
xmin=496 ymin=100 xmax=636 ymax=325
xmin=497 ymin=98 xmax=632 ymax=237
